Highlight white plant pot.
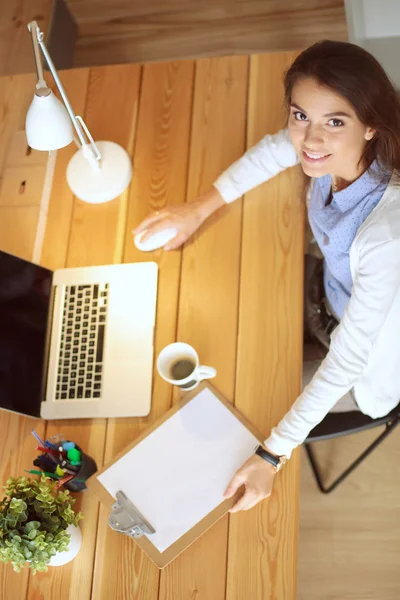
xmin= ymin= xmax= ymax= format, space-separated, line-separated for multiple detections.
xmin=48 ymin=524 xmax=82 ymax=567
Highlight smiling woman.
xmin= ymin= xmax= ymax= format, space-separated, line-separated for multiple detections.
xmin=135 ymin=40 xmax=400 ymax=513
xmin=284 ymin=40 xmax=400 ymax=190
xmin=288 ymin=78 xmax=375 ymax=185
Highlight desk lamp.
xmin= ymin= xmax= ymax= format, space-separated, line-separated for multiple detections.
xmin=25 ymin=21 xmax=132 ymax=204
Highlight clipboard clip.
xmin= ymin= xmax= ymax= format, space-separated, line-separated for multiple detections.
xmin=109 ymin=490 xmax=156 ymax=539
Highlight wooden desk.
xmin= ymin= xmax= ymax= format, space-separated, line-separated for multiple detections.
xmin=0 ymin=53 xmax=303 ymax=599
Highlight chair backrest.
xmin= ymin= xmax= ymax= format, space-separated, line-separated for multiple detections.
xmin=306 ymin=402 xmax=400 ymax=442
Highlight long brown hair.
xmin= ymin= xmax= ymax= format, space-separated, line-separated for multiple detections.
xmin=284 ymin=40 xmax=400 ymax=175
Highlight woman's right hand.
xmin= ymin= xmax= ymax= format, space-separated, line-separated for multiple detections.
xmin=133 ymin=187 xmax=225 ymax=251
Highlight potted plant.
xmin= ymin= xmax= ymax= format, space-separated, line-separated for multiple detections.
xmin=0 ymin=475 xmax=83 ymax=574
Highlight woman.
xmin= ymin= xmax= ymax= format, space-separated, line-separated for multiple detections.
xmin=134 ymin=41 xmax=400 ymax=512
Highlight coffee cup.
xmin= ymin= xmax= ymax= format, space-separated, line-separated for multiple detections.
xmin=157 ymin=342 xmax=216 ymax=391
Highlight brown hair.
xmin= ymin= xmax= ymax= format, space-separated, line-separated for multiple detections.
xmin=284 ymin=40 xmax=400 ymax=176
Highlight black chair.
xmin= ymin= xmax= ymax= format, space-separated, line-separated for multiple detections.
xmin=304 ymin=402 xmax=400 ymax=493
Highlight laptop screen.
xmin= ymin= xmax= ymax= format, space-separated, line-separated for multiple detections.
xmin=0 ymin=250 xmax=53 ymax=418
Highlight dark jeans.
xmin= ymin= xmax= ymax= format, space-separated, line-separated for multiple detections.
xmin=304 ymin=254 xmax=339 ymax=351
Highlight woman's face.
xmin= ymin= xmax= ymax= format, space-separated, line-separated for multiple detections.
xmin=288 ymin=77 xmax=375 ymax=181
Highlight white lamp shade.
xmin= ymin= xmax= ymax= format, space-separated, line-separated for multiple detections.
xmin=25 ymin=90 xmax=74 ymax=151
xmin=67 ymin=141 xmax=133 ymax=204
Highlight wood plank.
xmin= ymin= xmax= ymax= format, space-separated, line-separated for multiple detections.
xmin=0 ymin=416 xmax=47 ymax=599
xmin=0 ymin=55 xmax=302 ymax=599
xmin=159 ymin=55 xmax=248 ymax=600
xmin=66 ymin=64 xmax=141 ymax=268
xmin=40 ymin=67 xmax=90 ymax=271
xmin=0 ymin=72 xmax=37 ymax=185
xmin=73 ymin=0 xmax=347 ymax=68
xmin=5 ymin=130 xmax=48 ymax=167
xmin=0 ymin=129 xmax=49 ymax=218
xmin=0 ymin=206 xmax=40 ymax=259
xmin=226 ymin=52 xmax=304 ymax=600
xmin=91 ymin=59 xmax=195 ymax=599
xmin=298 ymin=428 xmax=400 ymax=600
xmin=0 ymin=73 xmax=89 ymax=600
xmin=26 ymin=64 xmax=141 ymax=600
xmin=26 ymin=421 xmax=107 ymax=600
xmin=0 ymin=71 xmax=48 ymax=596
xmin=0 ymin=165 xmax=47 ymax=207
xmin=0 ymin=84 xmax=87 ymax=598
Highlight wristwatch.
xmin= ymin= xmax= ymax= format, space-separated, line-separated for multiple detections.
xmin=254 ymin=444 xmax=287 ymax=472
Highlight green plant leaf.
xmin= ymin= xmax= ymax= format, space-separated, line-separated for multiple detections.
xmin=24 ymin=521 xmax=40 ymax=533
xmin=0 ymin=475 xmax=83 ymax=574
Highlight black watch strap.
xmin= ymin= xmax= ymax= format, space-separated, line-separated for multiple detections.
xmin=254 ymin=445 xmax=280 ymax=468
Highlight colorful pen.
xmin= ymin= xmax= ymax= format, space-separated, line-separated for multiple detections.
xmin=30 ymin=429 xmax=46 ymax=447
xmin=36 ymin=445 xmax=58 ymax=456
xmin=26 ymin=469 xmax=62 ymax=479
xmin=25 ymin=469 xmax=85 ymax=483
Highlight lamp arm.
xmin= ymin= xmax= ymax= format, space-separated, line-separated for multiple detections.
xmin=28 ymin=20 xmax=46 ymax=86
xmin=27 ymin=21 xmax=101 ymax=167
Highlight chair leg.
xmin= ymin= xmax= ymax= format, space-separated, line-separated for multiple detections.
xmin=304 ymin=416 xmax=400 ymax=493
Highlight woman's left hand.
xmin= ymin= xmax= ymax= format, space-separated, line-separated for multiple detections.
xmin=223 ymin=454 xmax=277 ymax=513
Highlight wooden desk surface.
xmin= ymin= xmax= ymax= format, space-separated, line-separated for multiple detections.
xmin=0 ymin=53 xmax=303 ymax=599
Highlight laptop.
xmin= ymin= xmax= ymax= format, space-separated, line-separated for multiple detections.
xmin=0 ymin=250 xmax=158 ymax=419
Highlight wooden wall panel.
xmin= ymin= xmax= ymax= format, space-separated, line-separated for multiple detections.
xmin=0 ymin=0 xmax=53 ymax=76
xmin=72 ymin=0 xmax=347 ymax=68
xmin=1 ymin=1 xmax=347 ymax=74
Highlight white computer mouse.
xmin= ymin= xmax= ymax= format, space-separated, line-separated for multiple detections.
xmin=133 ymin=227 xmax=178 ymax=252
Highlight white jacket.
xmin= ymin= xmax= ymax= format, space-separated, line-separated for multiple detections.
xmin=214 ymin=129 xmax=400 ymax=458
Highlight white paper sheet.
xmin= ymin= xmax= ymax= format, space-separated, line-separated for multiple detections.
xmin=98 ymin=388 xmax=259 ymax=552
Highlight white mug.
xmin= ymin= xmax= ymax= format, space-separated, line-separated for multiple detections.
xmin=157 ymin=342 xmax=216 ymax=391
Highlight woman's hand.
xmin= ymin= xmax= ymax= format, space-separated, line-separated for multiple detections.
xmin=133 ymin=187 xmax=225 ymax=251
xmin=223 ymin=454 xmax=277 ymax=513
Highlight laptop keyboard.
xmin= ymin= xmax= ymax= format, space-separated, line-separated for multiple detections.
xmin=55 ymin=283 xmax=108 ymax=400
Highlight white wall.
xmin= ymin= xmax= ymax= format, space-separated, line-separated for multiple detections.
xmin=361 ymin=0 xmax=400 ymax=39
xmin=345 ymin=0 xmax=400 ymax=88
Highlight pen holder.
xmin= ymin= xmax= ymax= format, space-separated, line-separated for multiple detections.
xmin=62 ymin=443 xmax=98 ymax=493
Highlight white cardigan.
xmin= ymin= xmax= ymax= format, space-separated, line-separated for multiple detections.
xmin=214 ymin=129 xmax=400 ymax=458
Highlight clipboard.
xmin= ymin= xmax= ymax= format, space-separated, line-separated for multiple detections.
xmin=87 ymin=381 xmax=267 ymax=569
